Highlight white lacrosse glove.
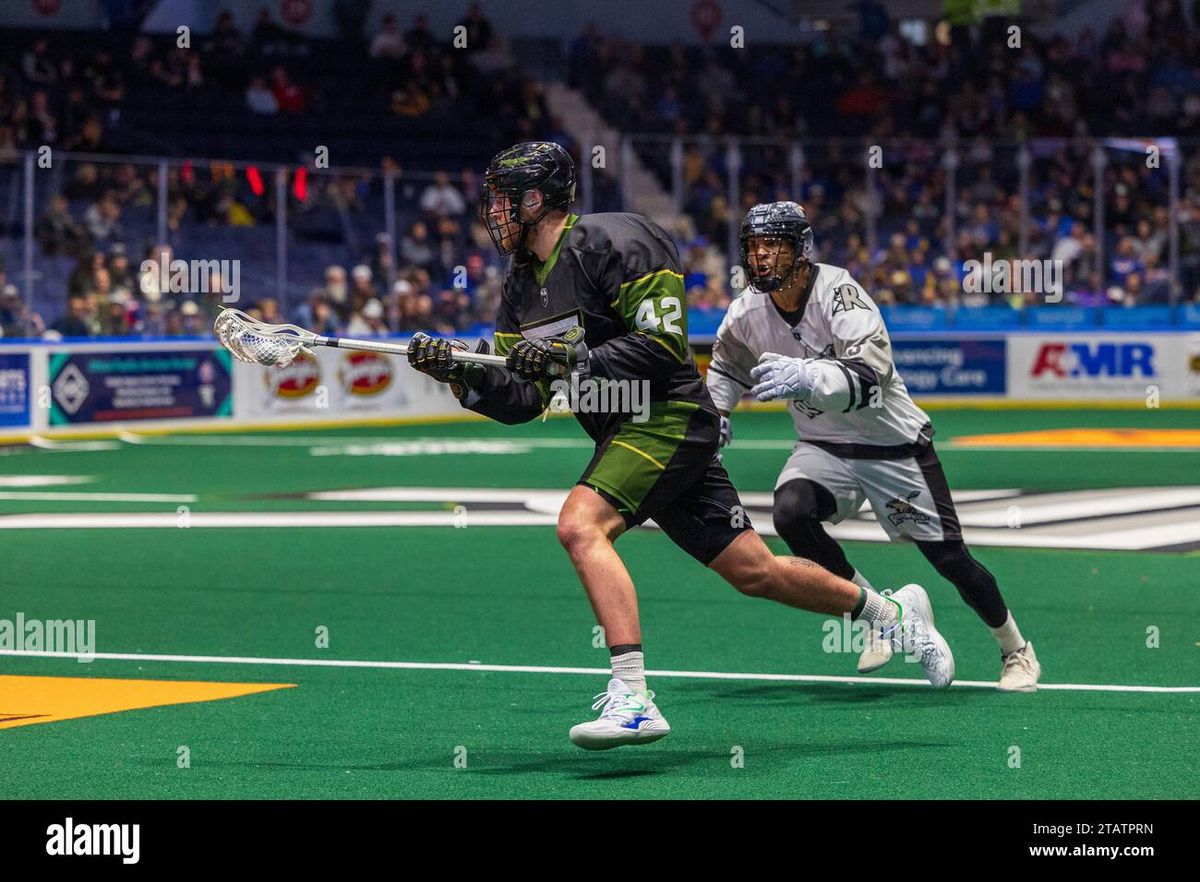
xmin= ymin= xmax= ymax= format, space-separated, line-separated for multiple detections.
xmin=750 ymin=352 xmax=816 ymax=402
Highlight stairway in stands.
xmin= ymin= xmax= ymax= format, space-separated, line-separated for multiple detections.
xmin=543 ymin=82 xmax=682 ymax=232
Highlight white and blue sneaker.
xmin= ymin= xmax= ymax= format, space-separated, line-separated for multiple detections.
xmin=568 ymin=677 xmax=671 ymax=750
xmin=888 ymin=583 xmax=955 ymax=689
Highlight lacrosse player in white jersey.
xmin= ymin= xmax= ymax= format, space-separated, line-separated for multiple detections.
xmin=708 ymin=202 xmax=1040 ymax=691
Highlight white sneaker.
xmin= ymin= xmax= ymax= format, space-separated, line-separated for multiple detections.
xmin=857 ymin=627 xmax=894 ymax=673
xmin=998 ymin=641 xmax=1041 ymax=692
xmin=568 ymin=677 xmax=671 ymax=750
xmin=888 ymin=584 xmax=955 ymax=688
xmin=857 ymin=593 xmax=895 ymax=673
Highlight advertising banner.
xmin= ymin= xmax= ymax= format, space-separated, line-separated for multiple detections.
xmin=48 ymin=348 xmax=233 ymax=425
xmin=690 ymin=337 xmax=1008 ymax=398
xmin=0 ymin=352 xmax=31 ymax=428
xmin=891 ymin=338 xmax=1007 ymax=395
xmin=1007 ymin=334 xmax=1190 ymax=399
xmin=1188 ymin=335 xmax=1200 ymax=397
xmin=232 ymin=342 xmax=470 ymax=421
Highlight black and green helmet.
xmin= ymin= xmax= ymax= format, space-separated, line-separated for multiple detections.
xmin=481 ymin=141 xmax=577 ymax=255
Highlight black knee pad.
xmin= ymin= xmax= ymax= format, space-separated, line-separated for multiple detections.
xmin=773 ymin=479 xmax=838 ymax=529
xmin=772 ymin=479 xmax=855 ymax=580
xmin=772 ymin=480 xmax=840 ymax=549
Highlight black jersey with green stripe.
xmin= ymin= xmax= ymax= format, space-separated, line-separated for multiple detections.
xmin=464 ymin=212 xmax=715 ymax=441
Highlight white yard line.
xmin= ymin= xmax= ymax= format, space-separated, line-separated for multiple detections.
xmin=0 ymin=511 xmax=556 ymax=528
xmin=22 ymin=438 xmax=121 ymax=452
xmin=957 ymin=488 xmax=1200 ymax=527
xmin=114 ymin=434 xmax=597 ymax=448
xmin=0 ymin=476 xmax=94 ymax=487
xmin=2 ymin=507 xmax=1197 ymax=550
xmin=0 ymin=492 xmax=197 ymax=502
xmin=2 ymin=649 xmax=1197 ymax=694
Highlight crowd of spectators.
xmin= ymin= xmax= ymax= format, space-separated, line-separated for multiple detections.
xmin=575 ymin=0 xmax=1200 ymax=310
xmin=0 ymin=3 xmax=586 ymax=339
xmin=0 ymin=2 xmax=569 ymax=156
xmin=573 ymin=1 xmax=1200 ymax=142
xmin=3 ymin=2 xmax=548 ymax=131
xmin=6 ymin=164 xmax=510 ymax=340
xmin=3 ymin=1 xmax=1200 ymax=341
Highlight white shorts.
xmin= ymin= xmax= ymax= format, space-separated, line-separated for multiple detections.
xmin=774 ymin=441 xmax=962 ymax=542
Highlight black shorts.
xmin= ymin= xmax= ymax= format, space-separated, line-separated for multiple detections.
xmin=578 ymin=401 xmax=753 ymax=565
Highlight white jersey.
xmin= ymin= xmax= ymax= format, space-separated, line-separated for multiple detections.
xmin=707 ymin=262 xmax=931 ymax=452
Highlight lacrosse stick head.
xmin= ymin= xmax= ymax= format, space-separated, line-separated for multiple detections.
xmin=214 ymin=308 xmax=315 ymax=368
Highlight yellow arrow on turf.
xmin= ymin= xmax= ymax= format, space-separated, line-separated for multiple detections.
xmin=953 ymin=428 xmax=1200 ymax=448
xmin=0 ymin=675 xmax=294 ymax=729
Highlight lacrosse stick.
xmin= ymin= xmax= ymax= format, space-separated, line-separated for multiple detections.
xmin=213 ymin=308 xmax=509 ymax=369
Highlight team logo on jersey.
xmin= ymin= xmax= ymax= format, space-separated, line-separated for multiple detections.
xmin=521 ymin=309 xmax=582 ymax=340
xmin=885 ymin=491 xmax=931 ymax=528
xmin=831 ymin=285 xmax=870 ymax=314
xmin=539 ymin=287 xmax=549 ymax=307
xmin=792 ymin=399 xmax=824 ymax=419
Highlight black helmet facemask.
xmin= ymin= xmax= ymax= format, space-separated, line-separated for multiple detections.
xmin=743 ymin=237 xmax=801 ymax=293
xmin=481 ymin=188 xmax=548 ymax=257
xmin=738 ymin=201 xmax=814 ymax=294
xmin=481 ymin=142 xmax=577 ymax=257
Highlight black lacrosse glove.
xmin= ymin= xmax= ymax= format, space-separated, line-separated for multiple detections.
xmin=407 ymin=332 xmax=467 ymax=382
xmin=408 ymin=332 xmax=490 ymax=401
xmin=505 ymin=326 xmax=588 ymax=380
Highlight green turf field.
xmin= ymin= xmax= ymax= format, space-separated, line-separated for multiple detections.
xmin=1 ymin=407 xmax=1198 ymax=799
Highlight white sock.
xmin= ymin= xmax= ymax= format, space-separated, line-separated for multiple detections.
xmin=611 ymin=650 xmax=646 ymax=694
xmin=850 ymin=570 xmax=874 ymax=590
xmin=991 ymin=613 xmax=1026 ymax=655
xmin=858 ymin=588 xmax=900 ymax=627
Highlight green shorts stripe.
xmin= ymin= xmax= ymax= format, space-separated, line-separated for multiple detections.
xmin=577 ymin=402 xmax=752 ymax=563
xmin=580 ymin=401 xmax=700 ymax=516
